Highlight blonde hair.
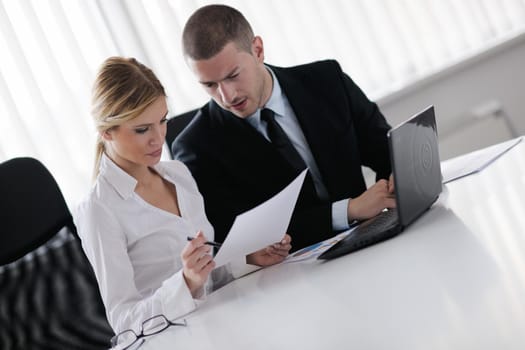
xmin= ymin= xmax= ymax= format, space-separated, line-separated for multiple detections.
xmin=91 ymin=57 xmax=166 ymax=179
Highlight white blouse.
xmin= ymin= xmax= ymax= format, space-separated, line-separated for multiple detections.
xmin=74 ymin=154 xmax=256 ymax=333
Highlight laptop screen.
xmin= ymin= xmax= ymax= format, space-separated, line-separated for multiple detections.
xmin=388 ymin=105 xmax=442 ymax=227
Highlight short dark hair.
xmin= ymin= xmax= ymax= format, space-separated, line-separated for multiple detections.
xmin=182 ymin=4 xmax=254 ymax=60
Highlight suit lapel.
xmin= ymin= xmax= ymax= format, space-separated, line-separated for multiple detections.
xmin=271 ymin=66 xmax=339 ymax=196
xmin=208 ymin=102 xmax=301 ymax=195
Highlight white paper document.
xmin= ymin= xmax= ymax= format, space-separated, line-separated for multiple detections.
xmin=441 ymin=136 xmax=522 ymax=184
xmin=213 ymin=170 xmax=307 ymax=268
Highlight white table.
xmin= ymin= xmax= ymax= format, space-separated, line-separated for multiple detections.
xmin=138 ymin=139 xmax=525 ymax=350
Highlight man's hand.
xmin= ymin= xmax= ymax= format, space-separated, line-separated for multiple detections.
xmin=246 ymin=234 xmax=292 ymax=266
xmin=388 ymin=174 xmax=395 ymax=194
xmin=347 ymin=178 xmax=396 ymax=220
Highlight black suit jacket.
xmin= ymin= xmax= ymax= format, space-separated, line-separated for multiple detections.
xmin=172 ymin=60 xmax=391 ymax=250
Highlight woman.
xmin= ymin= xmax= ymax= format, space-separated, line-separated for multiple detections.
xmin=74 ymin=57 xmax=291 ymax=334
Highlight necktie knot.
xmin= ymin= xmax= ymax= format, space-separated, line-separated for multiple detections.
xmin=261 ymin=109 xmax=285 ymax=147
xmin=260 ymin=108 xmax=274 ymax=121
xmin=260 ymin=108 xmax=306 ymax=172
xmin=260 ymin=108 xmax=276 ymax=126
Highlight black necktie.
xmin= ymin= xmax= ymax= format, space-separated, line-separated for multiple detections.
xmin=261 ymin=108 xmax=306 ymax=173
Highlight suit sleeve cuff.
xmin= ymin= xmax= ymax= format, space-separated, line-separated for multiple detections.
xmin=332 ymin=198 xmax=350 ymax=231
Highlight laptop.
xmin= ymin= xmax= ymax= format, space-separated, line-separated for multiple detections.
xmin=318 ymin=105 xmax=442 ymax=260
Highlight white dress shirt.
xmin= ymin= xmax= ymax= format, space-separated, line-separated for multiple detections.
xmin=74 ymin=154 xmax=256 ymax=333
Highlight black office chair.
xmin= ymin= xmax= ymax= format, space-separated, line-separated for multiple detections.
xmin=0 ymin=157 xmax=76 ymax=265
xmin=165 ymin=109 xmax=199 ymax=159
xmin=0 ymin=157 xmax=113 ymax=349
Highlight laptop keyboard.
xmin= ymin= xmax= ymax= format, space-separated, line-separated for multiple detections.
xmin=318 ymin=208 xmax=401 ymax=259
xmin=354 ymin=208 xmax=398 ymax=234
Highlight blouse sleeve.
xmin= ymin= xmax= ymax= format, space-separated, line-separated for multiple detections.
xmin=74 ymin=199 xmax=199 ymax=333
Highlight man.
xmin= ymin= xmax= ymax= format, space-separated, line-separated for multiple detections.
xmin=173 ymin=4 xmax=395 ymax=250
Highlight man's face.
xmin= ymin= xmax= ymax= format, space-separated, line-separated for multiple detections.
xmin=187 ymin=38 xmax=269 ymax=118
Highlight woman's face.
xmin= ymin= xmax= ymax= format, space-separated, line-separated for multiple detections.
xmin=103 ymin=96 xmax=168 ymax=172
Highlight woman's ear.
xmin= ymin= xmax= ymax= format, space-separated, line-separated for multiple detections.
xmin=101 ymin=129 xmax=113 ymax=141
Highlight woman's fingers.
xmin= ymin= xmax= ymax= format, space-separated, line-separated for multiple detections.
xmin=181 ymin=231 xmax=206 ymax=258
xmin=186 ymin=245 xmax=212 ymax=268
xmin=192 ymin=250 xmax=214 ymax=271
xmin=182 ymin=230 xmax=215 ymax=275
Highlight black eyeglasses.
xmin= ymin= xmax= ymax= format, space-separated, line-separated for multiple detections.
xmin=111 ymin=314 xmax=187 ymax=349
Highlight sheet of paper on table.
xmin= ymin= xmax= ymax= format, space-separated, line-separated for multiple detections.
xmin=441 ymin=136 xmax=522 ymax=184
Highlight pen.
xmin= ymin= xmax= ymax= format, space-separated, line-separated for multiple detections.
xmin=187 ymin=236 xmax=222 ymax=248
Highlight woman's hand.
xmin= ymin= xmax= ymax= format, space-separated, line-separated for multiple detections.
xmin=181 ymin=231 xmax=215 ymax=296
xmin=246 ymin=234 xmax=292 ymax=266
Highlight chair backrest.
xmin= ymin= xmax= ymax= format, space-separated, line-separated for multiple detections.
xmin=0 ymin=157 xmax=76 ymax=265
xmin=0 ymin=157 xmax=114 ymax=347
xmin=165 ymin=109 xmax=199 ymax=159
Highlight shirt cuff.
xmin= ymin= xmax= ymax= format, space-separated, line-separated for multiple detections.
xmin=332 ymin=198 xmax=350 ymax=231
xmin=160 ymin=269 xmax=200 ymax=321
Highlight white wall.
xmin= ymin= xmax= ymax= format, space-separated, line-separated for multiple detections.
xmin=377 ymin=32 xmax=525 ymax=161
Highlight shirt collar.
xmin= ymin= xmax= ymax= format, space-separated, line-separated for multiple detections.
xmin=99 ymin=153 xmax=138 ymax=199
xmin=99 ymin=153 xmax=170 ymax=200
xmin=246 ymin=67 xmax=287 ymax=128
xmin=264 ymin=67 xmax=286 ymax=117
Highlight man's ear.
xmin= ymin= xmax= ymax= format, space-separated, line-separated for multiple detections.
xmin=252 ymin=36 xmax=264 ymax=62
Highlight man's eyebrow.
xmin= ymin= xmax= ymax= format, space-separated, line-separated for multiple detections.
xmin=199 ymin=67 xmax=239 ymax=85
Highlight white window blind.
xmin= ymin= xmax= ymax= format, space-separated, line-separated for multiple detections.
xmin=2 ymin=0 xmax=525 ymax=207
xmin=0 ymin=0 xmax=118 ymax=205
xmin=127 ymin=0 xmax=525 ymax=108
